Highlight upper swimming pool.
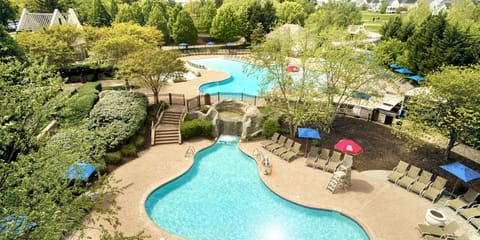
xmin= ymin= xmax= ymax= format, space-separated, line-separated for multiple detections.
xmin=145 ymin=136 xmax=369 ymax=240
xmin=192 ymin=58 xmax=268 ymax=96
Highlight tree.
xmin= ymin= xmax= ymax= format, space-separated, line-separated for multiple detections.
xmin=260 ymin=0 xmax=276 ymax=33
xmin=0 ymin=0 xmax=17 ymax=26
xmin=447 ymin=0 xmax=480 ymax=34
xmin=116 ymin=49 xmax=186 ymax=104
xmin=196 ymin=0 xmax=216 ymax=33
xmin=147 ymin=5 xmax=171 ymax=44
xmin=211 ymin=3 xmax=240 ymax=42
xmin=250 ymin=22 xmax=266 ymax=45
xmin=393 ymin=65 xmax=480 ymax=159
xmin=0 ymin=26 xmax=23 ymax=59
xmin=379 ymin=1 xmax=388 ymax=14
xmin=305 ymin=0 xmax=361 ymax=34
xmin=172 ymin=10 xmax=197 ymax=44
xmin=21 ymin=0 xmax=65 ymax=12
xmin=275 ymin=1 xmax=306 ymax=25
xmin=405 ymin=0 xmax=431 ymax=27
xmin=85 ymin=23 xmax=163 ymax=65
xmin=380 ymin=16 xmax=403 ymax=40
xmin=89 ymin=0 xmax=112 ymax=27
xmin=373 ymin=38 xmax=407 ymax=67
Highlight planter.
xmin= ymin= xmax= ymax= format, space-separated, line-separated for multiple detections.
xmin=425 ymin=208 xmax=446 ymax=227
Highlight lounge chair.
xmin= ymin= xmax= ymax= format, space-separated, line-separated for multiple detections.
xmin=417 ymin=221 xmax=459 ymax=238
xmin=409 ymin=170 xmax=433 ymax=194
xmin=397 ymin=165 xmax=421 ymax=188
xmin=324 ymin=151 xmax=343 ymax=172
xmin=422 ymin=176 xmax=448 ymax=203
xmin=424 ymin=234 xmax=469 ymax=240
xmin=261 ymin=132 xmax=280 ymax=147
xmin=387 ymin=160 xmax=409 ymax=183
xmin=469 ymin=217 xmax=480 ymax=233
xmin=445 ymin=188 xmax=479 ymax=212
xmin=272 ymin=138 xmax=294 ymax=156
xmin=281 ymin=142 xmax=302 ymax=162
xmin=265 ymin=135 xmax=287 ymax=151
xmin=458 ymin=204 xmax=480 ymax=221
xmin=314 ymin=148 xmax=330 ymax=170
xmin=305 ymin=146 xmax=320 ymax=167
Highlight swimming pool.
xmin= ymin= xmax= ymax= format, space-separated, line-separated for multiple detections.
xmin=192 ymin=58 xmax=268 ymax=96
xmin=145 ymin=136 xmax=369 ymax=240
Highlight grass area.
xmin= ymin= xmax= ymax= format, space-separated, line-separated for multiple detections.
xmin=361 ymin=11 xmax=401 ymax=33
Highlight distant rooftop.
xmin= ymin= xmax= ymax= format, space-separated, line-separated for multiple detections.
xmin=16 ymin=8 xmax=82 ymax=32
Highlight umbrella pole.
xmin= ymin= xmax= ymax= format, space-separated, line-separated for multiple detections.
xmin=451 ymin=179 xmax=459 ymax=195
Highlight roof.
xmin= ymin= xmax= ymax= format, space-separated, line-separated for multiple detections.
xmin=16 ymin=8 xmax=82 ymax=32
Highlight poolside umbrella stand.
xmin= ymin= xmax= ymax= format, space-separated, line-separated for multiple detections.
xmin=440 ymin=161 xmax=480 ymax=193
xmin=297 ymin=127 xmax=321 ymax=155
xmin=334 ymin=139 xmax=363 ymax=156
xmin=178 ymin=42 xmax=189 ymax=48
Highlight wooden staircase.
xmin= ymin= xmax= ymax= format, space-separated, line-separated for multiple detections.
xmin=153 ymin=109 xmax=184 ymax=145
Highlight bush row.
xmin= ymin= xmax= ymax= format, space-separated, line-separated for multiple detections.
xmin=181 ymin=119 xmax=213 ymax=140
xmin=59 ymin=82 xmax=101 ymax=126
xmin=59 ymin=63 xmax=115 ymax=83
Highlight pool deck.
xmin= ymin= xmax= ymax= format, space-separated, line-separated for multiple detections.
xmin=75 ymin=56 xmax=479 ymax=240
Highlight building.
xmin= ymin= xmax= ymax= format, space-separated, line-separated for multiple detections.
xmin=16 ymin=8 xmax=81 ymax=32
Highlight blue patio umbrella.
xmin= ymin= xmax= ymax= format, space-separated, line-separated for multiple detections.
xmin=207 ymin=41 xmax=215 ymax=45
xmin=298 ymin=127 xmax=321 ymax=154
xmin=407 ymin=75 xmax=425 ymax=82
xmin=440 ymin=161 xmax=480 ymax=192
xmin=395 ymin=68 xmax=414 ymax=75
xmin=178 ymin=42 xmax=189 ymax=47
xmin=226 ymin=42 xmax=234 ymax=46
xmin=65 ymin=162 xmax=97 ymax=180
xmin=390 ymin=63 xmax=400 ymax=69
xmin=0 ymin=214 xmax=37 ymax=235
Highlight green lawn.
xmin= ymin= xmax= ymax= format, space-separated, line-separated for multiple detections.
xmin=361 ymin=11 xmax=401 ymax=34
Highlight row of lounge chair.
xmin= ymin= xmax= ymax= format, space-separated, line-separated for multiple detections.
xmin=304 ymin=147 xmax=352 ymax=172
xmin=388 ymin=160 xmax=447 ymax=203
xmin=444 ymin=188 xmax=480 ymax=233
xmin=418 ymin=221 xmax=470 ymax=239
xmin=260 ymin=133 xmax=302 ymax=162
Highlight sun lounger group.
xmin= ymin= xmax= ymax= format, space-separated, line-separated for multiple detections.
xmin=304 ymin=147 xmax=351 ymax=172
xmin=418 ymin=221 xmax=471 ymax=239
xmin=444 ymin=188 xmax=480 ymax=233
xmin=261 ymin=133 xmax=302 ymax=162
xmin=387 ymin=160 xmax=448 ymax=203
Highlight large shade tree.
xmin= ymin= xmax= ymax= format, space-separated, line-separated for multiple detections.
xmin=171 ymin=10 xmax=198 ymax=44
xmin=116 ymin=49 xmax=186 ymax=104
xmin=210 ymin=3 xmax=240 ymax=42
xmin=306 ymin=0 xmax=361 ymax=34
xmin=393 ymin=65 xmax=480 ymax=159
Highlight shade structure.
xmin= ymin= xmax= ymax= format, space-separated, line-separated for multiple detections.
xmin=65 ymin=162 xmax=97 ymax=180
xmin=394 ymin=68 xmax=414 ymax=75
xmin=206 ymin=41 xmax=215 ymax=45
xmin=0 ymin=214 xmax=37 ymax=235
xmin=407 ymin=75 xmax=425 ymax=82
xmin=226 ymin=42 xmax=234 ymax=46
xmin=286 ymin=65 xmax=299 ymax=72
xmin=298 ymin=128 xmax=321 ymax=139
xmin=390 ymin=63 xmax=400 ymax=69
xmin=334 ymin=139 xmax=363 ymax=155
xmin=440 ymin=162 xmax=480 ymax=183
xmin=178 ymin=42 xmax=189 ymax=47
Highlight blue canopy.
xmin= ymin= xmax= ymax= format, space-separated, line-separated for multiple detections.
xmin=407 ymin=75 xmax=425 ymax=82
xmin=395 ymin=68 xmax=414 ymax=75
xmin=440 ymin=162 xmax=480 ymax=182
xmin=65 ymin=162 xmax=97 ymax=180
xmin=298 ymin=128 xmax=321 ymax=139
xmin=0 ymin=214 xmax=37 ymax=235
xmin=226 ymin=42 xmax=234 ymax=46
xmin=178 ymin=42 xmax=189 ymax=47
xmin=390 ymin=63 xmax=400 ymax=69
xmin=206 ymin=41 xmax=215 ymax=45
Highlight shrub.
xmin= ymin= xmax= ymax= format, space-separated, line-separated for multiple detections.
xmin=181 ymin=119 xmax=213 ymax=140
xmin=105 ymin=151 xmax=122 ymax=164
xmin=60 ymin=82 xmax=101 ymax=125
xmin=89 ymin=91 xmax=148 ymax=150
xmin=262 ymin=118 xmax=281 ymax=138
xmin=120 ymin=143 xmax=137 ymax=157
xmin=133 ymin=135 xmax=145 ymax=147
xmin=200 ymin=106 xmax=209 ymax=113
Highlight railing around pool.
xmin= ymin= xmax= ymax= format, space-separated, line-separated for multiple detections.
xmin=185 ymin=92 xmax=265 ymax=111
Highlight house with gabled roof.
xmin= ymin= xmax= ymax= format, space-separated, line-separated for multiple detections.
xmin=16 ymin=8 xmax=81 ymax=32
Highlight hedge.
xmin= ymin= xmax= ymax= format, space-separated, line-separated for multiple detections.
xmin=181 ymin=119 xmax=213 ymax=140
xmin=262 ymin=118 xmax=281 ymax=138
xmin=89 ymin=91 xmax=148 ymax=150
xmin=59 ymin=82 xmax=101 ymax=126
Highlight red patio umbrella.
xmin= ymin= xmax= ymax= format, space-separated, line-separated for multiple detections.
xmin=286 ymin=65 xmax=299 ymax=72
xmin=334 ymin=139 xmax=363 ymax=155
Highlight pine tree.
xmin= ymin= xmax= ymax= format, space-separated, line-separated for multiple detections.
xmin=89 ymin=0 xmax=112 ymax=27
xmin=172 ymin=10 xmax=198 ymax=44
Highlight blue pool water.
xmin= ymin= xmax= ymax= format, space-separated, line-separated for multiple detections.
xmin=192 ymin=58 xmax=268 ymax=96
xmin=145 ymin=136 xmax=369 ymax=240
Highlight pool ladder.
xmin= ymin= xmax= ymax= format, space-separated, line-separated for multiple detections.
xmin=184 ymin=146 xmax=195 ymax=160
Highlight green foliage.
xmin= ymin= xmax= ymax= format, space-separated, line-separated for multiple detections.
xmin=0 ymin=0 xmax=17 ymax=26
xmin=180 ymin=119 xmax=213 ymax=140
xmin=200 ymin=105 xmax=210 ymax=113
xmin=210 ymin=3 xmax=240 ymax=42
xmin=105 ymin=151 xmax=123 ymax=164
xmin=133 ymin=135 xmax=145 ymax=147
xmin=373 ymin=39 xmax=407 ymax=67
xmin=276 ymin=1 xmax=306 ymax=25
xmin=196 ymin=0 xmax=216 ymax=33
xmin=90 ymin=0 xmax=112 ymax=27
xmin=306 ymin=0 xmax=361 ymax=34
xmin=147 ymin=5 xmax=171 ymax=44
xmin=120 ymin=143 xmax=137 ymax=157
xmin=172 ymin=10 xmax=198 ymax=44
xmin=260 ymin=0 xmax=276 ymax=33
xmin=0 ymin=26 xmax=23 ymax=59
xmin=262 ymin=119 xmax=281 ymax=138
xmin=59 ymin=82 xmax=101 ymax=126
xmin=89 ymin=91 xmax=148 ymax=150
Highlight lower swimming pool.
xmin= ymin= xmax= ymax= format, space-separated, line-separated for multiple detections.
xmin=145 ymin=136 xmax=369 ymax=240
